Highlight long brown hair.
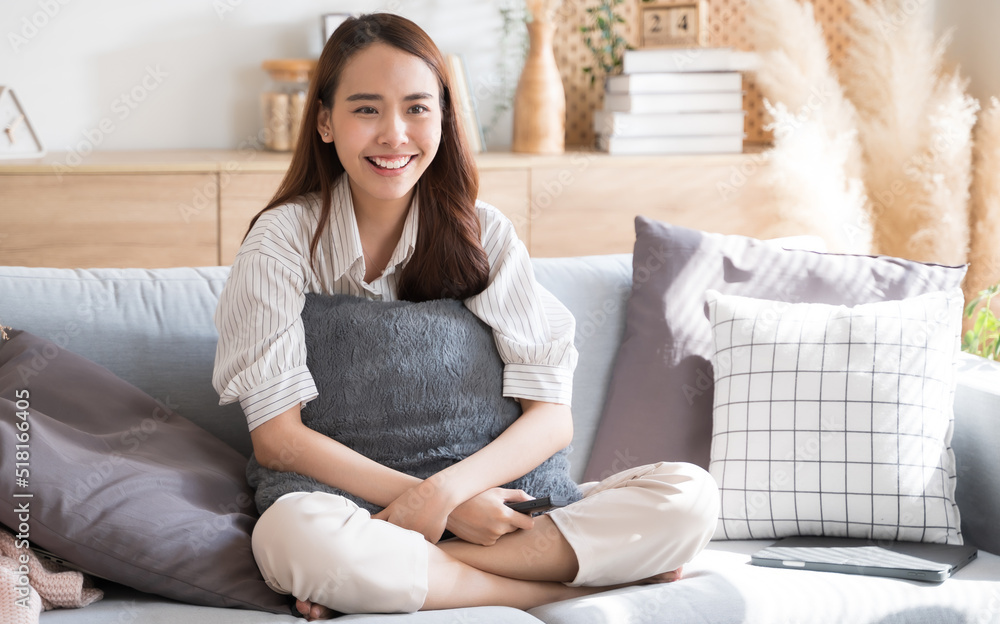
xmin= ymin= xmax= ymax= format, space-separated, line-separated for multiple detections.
xmin=245 ymin=13 xmax=489 ymax=302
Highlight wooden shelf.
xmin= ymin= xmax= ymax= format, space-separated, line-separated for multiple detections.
xmin=0 ymin=147 xmax=787 ymax=268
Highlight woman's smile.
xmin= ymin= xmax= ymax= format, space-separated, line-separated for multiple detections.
xmin=365 ymin=154 xmax=416 ymax=175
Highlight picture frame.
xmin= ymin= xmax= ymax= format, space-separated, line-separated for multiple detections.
xmin=638 ymin=1 xmax=708 ymax=49
xmin=322 ymin=13 xmax=352 ymax=43
xmin=0 ymin=86 xmax=45 ymax=160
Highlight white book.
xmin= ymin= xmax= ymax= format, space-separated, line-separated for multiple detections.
xmin=597 ymin=134 xmax=744 ymax=156
xmin=603 ymin=91 xmax=743 ymax=114
xmin=623 ymin=47 xmax=759 ymax=74
xmin=594 ymin=111 xmax=745 ymax=138
xmin=444 ymin=54 xmax=484 ymax=153
xmin=605 ymin=72 xmax=743 ymax=95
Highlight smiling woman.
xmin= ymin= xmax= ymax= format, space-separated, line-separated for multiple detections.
xmin=317 ymin=42 xmax=443 ymax=283
xmin=244 ymin=13 xmax=487 ymax=300
xmin=211 ymin=12 xmax=718 ymax=622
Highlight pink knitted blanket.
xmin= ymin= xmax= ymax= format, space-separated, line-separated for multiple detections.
xmin=0 ymin=527 xmax=102 ymax=624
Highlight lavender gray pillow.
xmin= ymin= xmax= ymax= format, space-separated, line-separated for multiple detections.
xmin=583 ymin=217 xmax=967 ymax=481
xmin=0 ymin=329 xmax=292 ymax=615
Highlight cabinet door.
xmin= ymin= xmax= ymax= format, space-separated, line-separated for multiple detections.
xmin=478 ymin=169 xmax=530 ymax=245
xmin=528 ymin=154 xmax=778 ymax=257
xmin=0 ymin=174 xmax=217 ymax=268
xmin=219 ymin=173 xmax=285 ymax=265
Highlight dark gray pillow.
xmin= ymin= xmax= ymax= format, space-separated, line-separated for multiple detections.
xmin=583 ymin=217 xmax=968 ymax=481
xmin=0 ymin=329 xmax=292 ymax=615
xmin=247 ymin=294 xmax=582 ymax=515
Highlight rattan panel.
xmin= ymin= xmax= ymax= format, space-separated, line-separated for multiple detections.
xmin=554 ymin=0 xmax=854 ymax=147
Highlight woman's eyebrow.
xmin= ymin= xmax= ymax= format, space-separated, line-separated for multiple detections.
xmin=344 ymin=92 xmax=434 ymax=102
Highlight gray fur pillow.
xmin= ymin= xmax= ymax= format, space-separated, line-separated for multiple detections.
xmin=247 ymin=294 xmax=582 ymax=515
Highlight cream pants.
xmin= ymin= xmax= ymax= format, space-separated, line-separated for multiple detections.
xmin=251 ymin=462 xmax=719 ymax=614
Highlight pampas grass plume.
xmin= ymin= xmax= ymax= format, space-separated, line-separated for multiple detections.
xmin=841 ymin=0 xmax=976 ymax=265
xmin=746 ymin=0 xmax=870 ymax=253
xmin=966 ymin=97 xmax=1000 ymax=325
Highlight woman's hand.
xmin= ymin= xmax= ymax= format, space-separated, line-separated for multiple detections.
xmin=445 ymin=488 xmax=536 ymax=546
xmin=371 ymin=482 xmax=455 ymax=543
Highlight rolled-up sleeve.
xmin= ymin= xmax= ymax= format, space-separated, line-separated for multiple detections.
xmin=464 ymin=205 xmax=578 ymax=406
xmin=212 ymin=213 xmax=319 ymax=431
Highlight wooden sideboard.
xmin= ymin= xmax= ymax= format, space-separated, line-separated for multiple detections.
xmin=0 ymin=148 xmax=785 ymax=268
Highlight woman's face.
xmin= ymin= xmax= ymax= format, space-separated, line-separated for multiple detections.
xmin=319 ymin=42 xmax=443 ymax=212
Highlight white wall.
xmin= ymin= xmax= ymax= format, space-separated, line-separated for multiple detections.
xmin=1 ymin=0 xmax=513 ymax=152
xmin=935 ymin=0 xmax=1000 ymax=105
xmin=8 ymin=0 xmax=992 ymax=155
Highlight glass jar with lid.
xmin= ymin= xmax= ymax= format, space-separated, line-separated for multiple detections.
xmin=260 ymin=59 xmax=317 ymax=152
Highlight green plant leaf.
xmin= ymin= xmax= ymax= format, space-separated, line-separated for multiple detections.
xmin=974 ymin=310 xmax=987 ymax=335
xmin=962 ymin=331 xmax=975 ymax=352
xmin=963 ymin=282 xmax=1000 ymax=359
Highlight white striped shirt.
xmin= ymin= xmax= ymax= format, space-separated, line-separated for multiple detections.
xmin=212 ymin=174 xmax=578 ymax=431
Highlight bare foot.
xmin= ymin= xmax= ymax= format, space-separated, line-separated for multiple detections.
xmin=638 ymin=566 xmax=683 ymax=584
xmin=295 ymin=598 xmax=334 ymax=621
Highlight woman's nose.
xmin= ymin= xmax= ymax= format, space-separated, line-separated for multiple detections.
xmin=378 ymin=112 xmax=408 ymax=147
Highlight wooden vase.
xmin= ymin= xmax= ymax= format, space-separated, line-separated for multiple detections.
xmin=512 ymin=20 xmax=566 ymax=155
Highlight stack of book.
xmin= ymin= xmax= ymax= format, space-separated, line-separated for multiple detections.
xmin=595 ymin=47 xmax=758 ymax=155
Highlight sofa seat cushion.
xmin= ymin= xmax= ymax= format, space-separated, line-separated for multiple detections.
xmin=38 ymin=581 xmax=546 ymax=624
xmin=527 ymin=541 xmax=1000 ymax=624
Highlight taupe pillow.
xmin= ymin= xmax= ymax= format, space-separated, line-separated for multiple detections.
xmin=583 ymin=217 xmax=967 ymax=481
xmin=0 ymin=329 xmax=292 ymax=615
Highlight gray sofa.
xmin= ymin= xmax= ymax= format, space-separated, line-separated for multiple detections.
xmin=2 ymin=254 xmax=1000 ymax=624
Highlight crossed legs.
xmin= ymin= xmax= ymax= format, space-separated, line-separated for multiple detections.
xmin=254 ymin=462 xmax=719 ymax=619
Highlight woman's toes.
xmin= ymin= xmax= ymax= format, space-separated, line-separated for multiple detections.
xmin=296 ymin=599 xmax=311 ymax=616
xmin=641 ymin=566 xmax=684 ymax=584
xmin=295 ymin=598 xmax=334 ymax=621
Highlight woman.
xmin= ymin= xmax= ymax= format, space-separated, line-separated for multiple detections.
xmin=213 ymin=13 xmax=718 ymax=621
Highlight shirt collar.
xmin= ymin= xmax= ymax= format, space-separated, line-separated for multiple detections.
xmin=329 ymin=174 xmax=420 ymax=283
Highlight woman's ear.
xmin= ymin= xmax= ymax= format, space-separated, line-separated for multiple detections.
xmin=316 ymin=103 xmax=334 ymax=142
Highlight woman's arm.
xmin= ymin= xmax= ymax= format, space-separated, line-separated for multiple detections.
xmin=432 ymin=398 xmax=573 ymax=505
xmin=250 ymin=403 xmax=422 ymax=509
xmin=373 ymin=398 xmax=573 ymax=544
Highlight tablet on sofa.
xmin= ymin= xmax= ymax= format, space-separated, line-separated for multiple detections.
xmin=751 ymin=536 xmax=978 ymax=582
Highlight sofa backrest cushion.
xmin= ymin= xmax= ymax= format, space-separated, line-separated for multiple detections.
xmin=0 ymin=257 xmax=635 ymax=483
xmin=532 ymin=255 xmax=632 ymax=481
xmin=0 ymin=266 xmax=250 ymax=456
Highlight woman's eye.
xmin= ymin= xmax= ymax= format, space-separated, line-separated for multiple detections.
xmin=354 ymin=106 xmax=377 ymax=115
xmin=408 ymin=104 xmax=429 ymax=114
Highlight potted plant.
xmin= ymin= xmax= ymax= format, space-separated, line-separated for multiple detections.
xmin=963 ymin=284 xmax=1000 ymax=360
xmin=580 ymin=0 xmax=629 ymax=85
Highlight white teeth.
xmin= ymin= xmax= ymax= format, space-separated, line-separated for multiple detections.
xmin=370 ymin=156 xmax=412 ymax=170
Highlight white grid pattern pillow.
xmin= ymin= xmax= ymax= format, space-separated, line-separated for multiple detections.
xmin=705 ymin=288 xmax=964 ymax=544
